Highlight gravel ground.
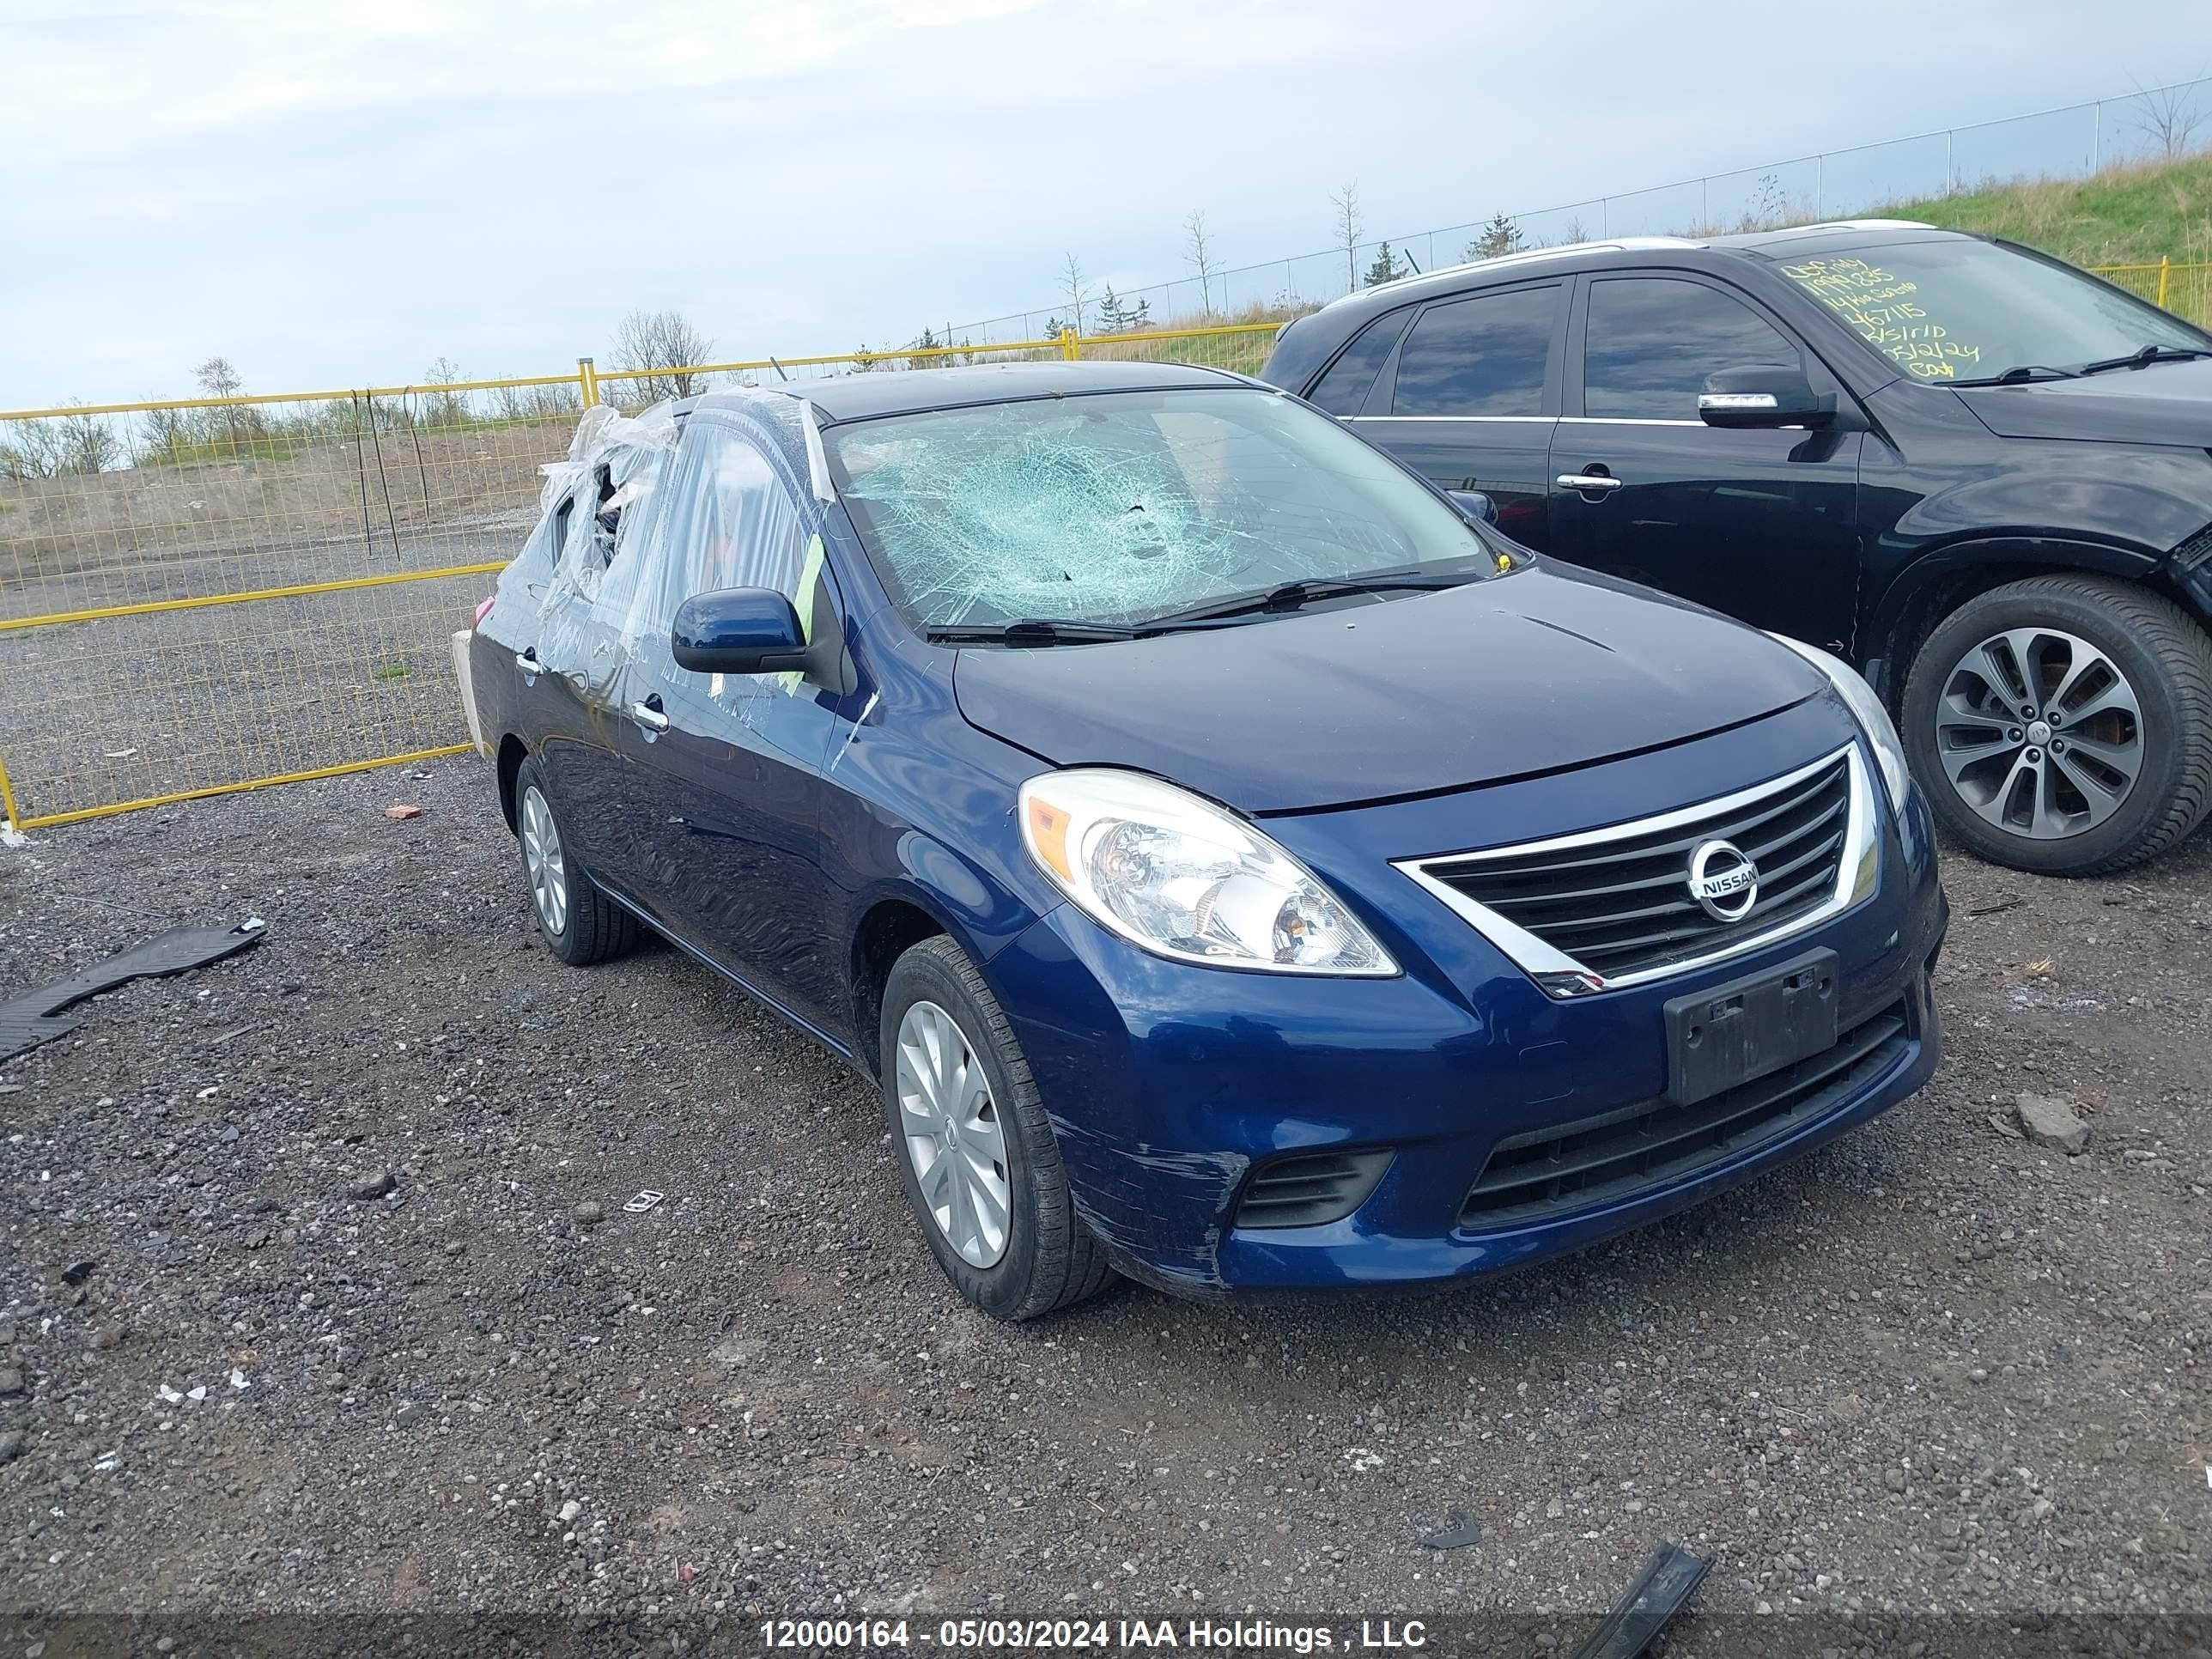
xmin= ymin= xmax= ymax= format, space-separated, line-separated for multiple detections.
xmin=0 ymin=760 xmax=2207 ymax=1656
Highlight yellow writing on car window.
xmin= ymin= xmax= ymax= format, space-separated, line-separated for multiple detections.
xmin=1780 ymin=257 xmax=1982 ymax=380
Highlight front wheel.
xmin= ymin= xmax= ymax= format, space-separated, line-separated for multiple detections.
xmin=1901 ymin=574 xmax=2212 ymax=875
xmin=879 ymin=936 xmax=1115 ymax=1321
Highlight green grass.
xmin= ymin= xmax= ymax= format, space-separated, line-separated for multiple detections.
xmin=140 ymin=436 xmax=300 ymax=468
xmin=370 ymin=659 xmax=410 ymax=682
xmin=1875 ymin=152 xmax=2212 ymax=269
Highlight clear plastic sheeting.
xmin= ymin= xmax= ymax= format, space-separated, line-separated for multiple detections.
xmin=528 ymin=402 xmax=678 ymax=678
xmin=594 ymin=409 xmax=812 ymax=670
xmin=826 ymin=391 xmax=1473 ymax=630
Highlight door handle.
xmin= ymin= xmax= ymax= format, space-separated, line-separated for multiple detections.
xmin=1555 ymin=472 xmax=1623 ymax=493
xmin=514 ymin=650 xmax=541 ymax=679
xmin=629 ymin=700 xmax=670 ymax=738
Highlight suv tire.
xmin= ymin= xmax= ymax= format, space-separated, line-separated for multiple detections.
xmin=879 ymin=936 xmax=1115 ymax=1321
xmin=1901 ymin=574 xmax=2212 ymax=875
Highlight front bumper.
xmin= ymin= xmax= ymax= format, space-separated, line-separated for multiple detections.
xmin=987 ymin=712 xmax=1948 ymax=1299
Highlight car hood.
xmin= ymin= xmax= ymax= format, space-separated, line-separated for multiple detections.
xmin=1955 ymin=357 xmax=2212 ymax=445
xmin=951 ymin=564 xmax=1826 ymax=814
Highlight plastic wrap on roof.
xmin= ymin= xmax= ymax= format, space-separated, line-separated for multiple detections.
xmin=833 ymin=413 xmax=1248 ymax=627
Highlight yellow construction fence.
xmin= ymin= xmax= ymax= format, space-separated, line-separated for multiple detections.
xmin=0 ymin=325 xmax=1280 ymax=830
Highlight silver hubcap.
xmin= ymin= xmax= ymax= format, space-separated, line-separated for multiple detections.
xmin=895 ymin=1000 xmax=1010 ymax=1269
xmin=1932 ymin=626 xmax=2144 ymax=841
xmin=520 ymin=786 xmax=569 ymax=935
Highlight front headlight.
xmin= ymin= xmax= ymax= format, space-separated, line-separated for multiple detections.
xmin=1018 ymin=769 xmax=1397 ymax=975
xmin=1768 ymin=634 xmax=1911 ymax=811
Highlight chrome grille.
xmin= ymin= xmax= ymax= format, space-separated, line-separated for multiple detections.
xmin=1395 ymin=746 xmax=1871 ymax=993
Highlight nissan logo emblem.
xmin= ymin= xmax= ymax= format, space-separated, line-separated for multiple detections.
xmin=1687 ymin=839 xmax=1759 ymax=922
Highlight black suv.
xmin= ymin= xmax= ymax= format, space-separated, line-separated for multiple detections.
xmin=1262 ymin=221 xmax=2212 ymax=875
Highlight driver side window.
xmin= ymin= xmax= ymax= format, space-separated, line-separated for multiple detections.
xmin=601 ymin=416 xmax=811 ymax=657
xmin=1583 ymin=277 xmax=1802 ymax=421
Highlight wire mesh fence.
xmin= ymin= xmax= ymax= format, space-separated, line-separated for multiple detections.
xmin=0 ymin=327 xmax=1281 ymax=830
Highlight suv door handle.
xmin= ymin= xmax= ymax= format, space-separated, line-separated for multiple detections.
xmin=514 ymin=649 xmax=541 ymax=679
xmin=629 ymin=697 xmax=670 ymax=738
xmin=1555 ymin=472 xmax=1623 ymax=493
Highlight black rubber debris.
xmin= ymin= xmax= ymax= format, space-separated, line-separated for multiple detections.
xmin=60 ymin=1261 xmax=97 ymax=1286
xmin=1567 ymin=1542 xmax=1711 ymax=1659
xmin=0 ymin=919 xmax=267 ymax=1062
xmin=1417 ymin=1511 xmax=1485 ymax=1551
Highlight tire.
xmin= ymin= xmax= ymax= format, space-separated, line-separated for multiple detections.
xmin=513 ymin=756 xmax=640 ymax=964
xmin=879 ymin=936 xmax=1115 ymax=1321
xmin=1901 ymin=574 xmax=2212 ymax=876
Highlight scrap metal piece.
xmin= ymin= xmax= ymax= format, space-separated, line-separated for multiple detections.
xmin=0 ymin=919 xmax=267 ymax=1062
xmin=623 ymin=1190 xmax=665 ymax=1214
xmin=1567 ymin=1542 xmax=1711 ymax=1659
xmin=1417 ymin=1511 xmax=1485 ymax=1551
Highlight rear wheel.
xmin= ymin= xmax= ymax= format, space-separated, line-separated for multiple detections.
xmin=514 ymin=756 xmax=639 ymax=964
xmin=879 ymin=936 xmax=1114 ymax=1321
xmin=1901 ymin=575 xmax=2212 ymax=875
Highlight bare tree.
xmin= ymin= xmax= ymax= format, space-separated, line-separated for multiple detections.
xmin=1059 ymin=252 xmax=1091 ymax=337
xmin=0 ymin=402 xmax=120 ymax=480
xmin=1184 ymin=210 xmax=1219 ymax=315
xmin=423 ymin=356 xmax=469 ymax=428
xmin=193 ymin=356 xmax=245 ymax=451
xmin=194 ymin=356 xmax=241 ymax=398
xmin=2129 ymin=76 xmax=2207 ymax=161
xmin=1330 ymin=181 xmax=1363 ymax=294
xmin=611 ymin=310 xmax=715 ymax=399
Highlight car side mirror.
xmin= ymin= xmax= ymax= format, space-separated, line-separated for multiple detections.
xmin=1448 ymin=489 xmax=1498 ymax=525
xmin=672 ymin=587 xmax=808 ymax=674
xmin=1698 ymin=364 xmax=1833 ymax=429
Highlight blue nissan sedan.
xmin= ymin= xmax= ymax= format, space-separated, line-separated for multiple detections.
xmin=467 ymin=361 xmax=1946 ymax=1320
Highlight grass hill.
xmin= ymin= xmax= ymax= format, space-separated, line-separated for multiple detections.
xmin=1878 ymin=152 xmax=2212 ymax=269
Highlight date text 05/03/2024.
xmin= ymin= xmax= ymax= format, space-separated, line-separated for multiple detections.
xmin=758 ymin=1618 xmax=1429 ymax=1651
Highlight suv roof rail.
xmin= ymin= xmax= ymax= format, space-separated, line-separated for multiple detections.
xmin=1340 ymin=236 xmax=1704 ymax=305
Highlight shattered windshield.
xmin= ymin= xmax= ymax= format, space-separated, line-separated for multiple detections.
xmin=822 ymin=387 xmax=1494 ymax=630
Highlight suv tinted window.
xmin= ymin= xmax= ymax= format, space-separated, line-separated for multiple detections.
xmin=1583 ymin=277 xmax=1800 ymax=419
xmin=1390 ymin=285 xmax=1559 ymax=416
xmin=1309 ymin=311 xmax=1410 ymax=415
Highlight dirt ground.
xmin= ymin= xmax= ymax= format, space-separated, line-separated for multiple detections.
xmin=0 ymin=759 xmax=2206 ymax=1656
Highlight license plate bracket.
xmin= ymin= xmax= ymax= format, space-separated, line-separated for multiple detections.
xmin=1664 ymin=948 xmax=1838 ymax=1106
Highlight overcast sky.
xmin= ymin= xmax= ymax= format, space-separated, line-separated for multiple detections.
xmin=3 ymin=0 xmax=2208 ymax=409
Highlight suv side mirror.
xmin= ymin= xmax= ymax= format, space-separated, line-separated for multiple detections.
xmin=672 ymin=587 xmax=808 ymax=674
xmin=1698 ymin=364 xmax=1834 ymax=429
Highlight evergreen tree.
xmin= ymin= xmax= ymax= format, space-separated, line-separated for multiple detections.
xmin=1363 ymin=241 xmax=1406 ymax=287
xmin=1467 ymin=211 xmax=1524 ymax=260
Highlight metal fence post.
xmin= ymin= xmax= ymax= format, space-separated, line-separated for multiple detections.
xmin=1815 ymin=153 xmax=1823 ymax=218
xmin=578 ymin=357 xmax=598 ymax=409
xmin=1946 ymin=130 xmax=1954 ymax=196
xmin=2158 ymin=256 xmax=2172 ymax=308
xmin=1060 ymin=326 xmax=1080 ymax=362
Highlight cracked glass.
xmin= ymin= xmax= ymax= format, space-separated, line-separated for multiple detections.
xmin=823 ymin=387 xmax=1497 ymax=631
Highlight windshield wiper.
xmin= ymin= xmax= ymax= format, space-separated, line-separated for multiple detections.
xmin=1952 ymin=364 xmax=2080 ymax=386
xmin=1138 ymin=567 xmax=1488 ymax=629
xmin=2075 ymin=343 xmax=2212 ymax=376
xmin=924 ymin=618 xmax=1140 ymax=647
